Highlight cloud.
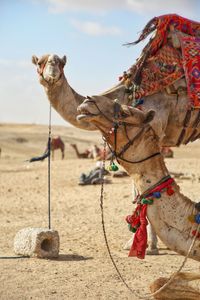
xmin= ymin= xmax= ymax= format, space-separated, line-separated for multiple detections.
xmin=41 ymin=0 xmax=198 ymax=17
xmin=42 ymin=0 xmax=123 ymax=13
xmin=70 ymin=20 xmax=122 ymax=36
xmin=126 ymin=0 xmax=198 ymax=16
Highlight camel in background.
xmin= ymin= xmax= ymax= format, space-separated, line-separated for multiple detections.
xmin=70 ymin=144 xmax=91 ymax=159
xmin=70 ymin=143 xmax=112 ymax=160
xmin=49 ymin=136 xmax=65 ymax=160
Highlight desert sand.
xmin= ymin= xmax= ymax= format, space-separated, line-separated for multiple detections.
xmin=0 ymin=123 xmax=200 ymax=300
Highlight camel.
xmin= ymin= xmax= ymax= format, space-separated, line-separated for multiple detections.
xmin=76 ymin=95 xmax=200 ymax=298
xmin=49 ymin=136 xmax=65 ymax=160
xmin=32 ymin=15 xmax=200 ymax=149
xmin=70 ymin=143 xmax=91 ymax=158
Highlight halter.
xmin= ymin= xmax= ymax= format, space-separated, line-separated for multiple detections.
xmin=37 ymin=60 xmax=64 ymax=83
xmin=85 ymin=98 xmax=160 ymax=164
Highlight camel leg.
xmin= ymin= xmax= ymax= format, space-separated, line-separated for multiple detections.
xmin=146 ymin=224 xmax=159 ymax=255
xmin=61 ymin=150 xmax=64 ymax=160
xmin=123 ymin=224 xmax=159 ymax=255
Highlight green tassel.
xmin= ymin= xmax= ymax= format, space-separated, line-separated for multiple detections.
xmin=141 ymin=198 xmax=154 ymax=205
xmin=128 ymin=224 xmax=137 ymax=233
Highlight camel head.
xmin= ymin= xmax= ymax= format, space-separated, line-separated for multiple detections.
xmin=32 ymin=54 xmax=67 ymax=86
xmin=77 ymin=96 xmax=157 ymax=156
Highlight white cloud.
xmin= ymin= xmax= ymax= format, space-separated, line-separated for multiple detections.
xmin=71 ymin=20 xmax=122 ymax=36
xmin=42 ymin=0 xmax=123 ymax=13
xmin=41 ymin=0 xmax=198 ymax=17
xmin=127 ymin=0 xmax=197 ymax=16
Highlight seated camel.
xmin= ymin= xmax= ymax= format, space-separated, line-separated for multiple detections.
xmin=77 ymin=95 xmax=200 ymax=298
xmin=70 ymin=144 xmax=91 ymax=158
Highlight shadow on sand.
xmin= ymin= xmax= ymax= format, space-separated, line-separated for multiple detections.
xmin=50 ymin=254 xmax=93 ymax=262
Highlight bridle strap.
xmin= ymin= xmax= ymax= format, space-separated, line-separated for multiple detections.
xmin=117 ymin=151 xmax=161 ymax=164
xmin=37 ymin=61 xmax=64 ymax=83
xmin=85 ymin=98 xmax=161 ymax=164
xmin=117 ymin=126 xmax=145 ymax=157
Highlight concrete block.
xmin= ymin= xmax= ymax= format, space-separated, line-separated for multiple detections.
xmin=14 ymin=227 xmax=60 ymax=258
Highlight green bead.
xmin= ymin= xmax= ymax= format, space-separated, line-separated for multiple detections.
xmin=111 ymin=163 xmax=119 ymax=171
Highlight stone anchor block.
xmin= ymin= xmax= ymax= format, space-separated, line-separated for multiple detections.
xmin=14 ymin=227 xmax=60 ymax=258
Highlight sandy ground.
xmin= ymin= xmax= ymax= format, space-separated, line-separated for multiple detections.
xmin=0 ymin=123 xmax=200 ymax=300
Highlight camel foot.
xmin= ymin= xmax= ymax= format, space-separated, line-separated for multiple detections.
xmin=146 ymin=248 xmax=159 ymax=255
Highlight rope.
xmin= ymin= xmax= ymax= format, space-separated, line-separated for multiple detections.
xmin=48 ymin=104 xmax=52 ymax=230
xmin=100 ymin=137 xmax=200 ymax=299
xmin=100 ymin=139 xmax=144 ymax=299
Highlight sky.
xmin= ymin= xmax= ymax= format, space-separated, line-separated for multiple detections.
xmin=0 ymin=0 xmax=199 ymax=125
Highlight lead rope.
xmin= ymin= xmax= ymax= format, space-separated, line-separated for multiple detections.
xmin=48 ymin=104 xmax=52 ymax=229
xmin=100 ymin=137 xmax=200 ymax=300
xmin=100 ymin=137 xmax=143 ymax=299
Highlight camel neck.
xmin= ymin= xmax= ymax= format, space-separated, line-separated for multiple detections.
xmin=121 ymin=154 xmax=170 ymax=194
xmin=45 ymin=76 xmax=84 ymax=109
xmin=43 ymin=76 xmax=94 ymax=130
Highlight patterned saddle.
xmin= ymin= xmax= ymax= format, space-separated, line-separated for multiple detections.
xmin=123 ymin=14 xmax=200 ymax=108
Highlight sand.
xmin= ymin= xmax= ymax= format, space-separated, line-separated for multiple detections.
xmin=0 ymin=123 xmax=200 ymax=300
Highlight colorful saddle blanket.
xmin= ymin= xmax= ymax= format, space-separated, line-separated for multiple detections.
xmin=181 ymin=36 xmax=200 ymax=108
xmin=128 ymin=14 xmax=200 ymax=108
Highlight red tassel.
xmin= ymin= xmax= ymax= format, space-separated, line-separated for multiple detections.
xmin=128 ymin=205 xmax=148 ymax=259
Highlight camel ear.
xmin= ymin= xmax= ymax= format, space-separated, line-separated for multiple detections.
xmin=120 ymin=106 xmax=147 ymax=124
xmin=61 ymin=55 xmax=67 ymax=66
xmin=32 ymin=55 xmax=38 ymax=65
xmin=143 ymin=110 xmax=155 ymax=124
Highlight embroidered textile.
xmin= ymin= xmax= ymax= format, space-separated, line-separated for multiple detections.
xmin=181 ymin=36 xmax=200 ymax=108
xmin=128 ymin=14 xmax=200 ymax=107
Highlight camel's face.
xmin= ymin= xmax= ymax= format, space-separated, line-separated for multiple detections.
xmin=77 ymin=95 xmax=155 ymax=131
xmin=32 ymin=54 xmax=67 ymax=84
xmin=77 ymin=96 xmax=115 ymax=127
xmin=77 ymin=96 xmax=156 ymax=153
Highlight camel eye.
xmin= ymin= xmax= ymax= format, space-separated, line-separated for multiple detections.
xmin=120 ymin=112 xmax=127 ymax=117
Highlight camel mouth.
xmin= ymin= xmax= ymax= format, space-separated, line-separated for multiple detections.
xmin=77 ymin=112 xmax=95 ymax=121
xmin=77 ymin=105 xmax=99 ymax=121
